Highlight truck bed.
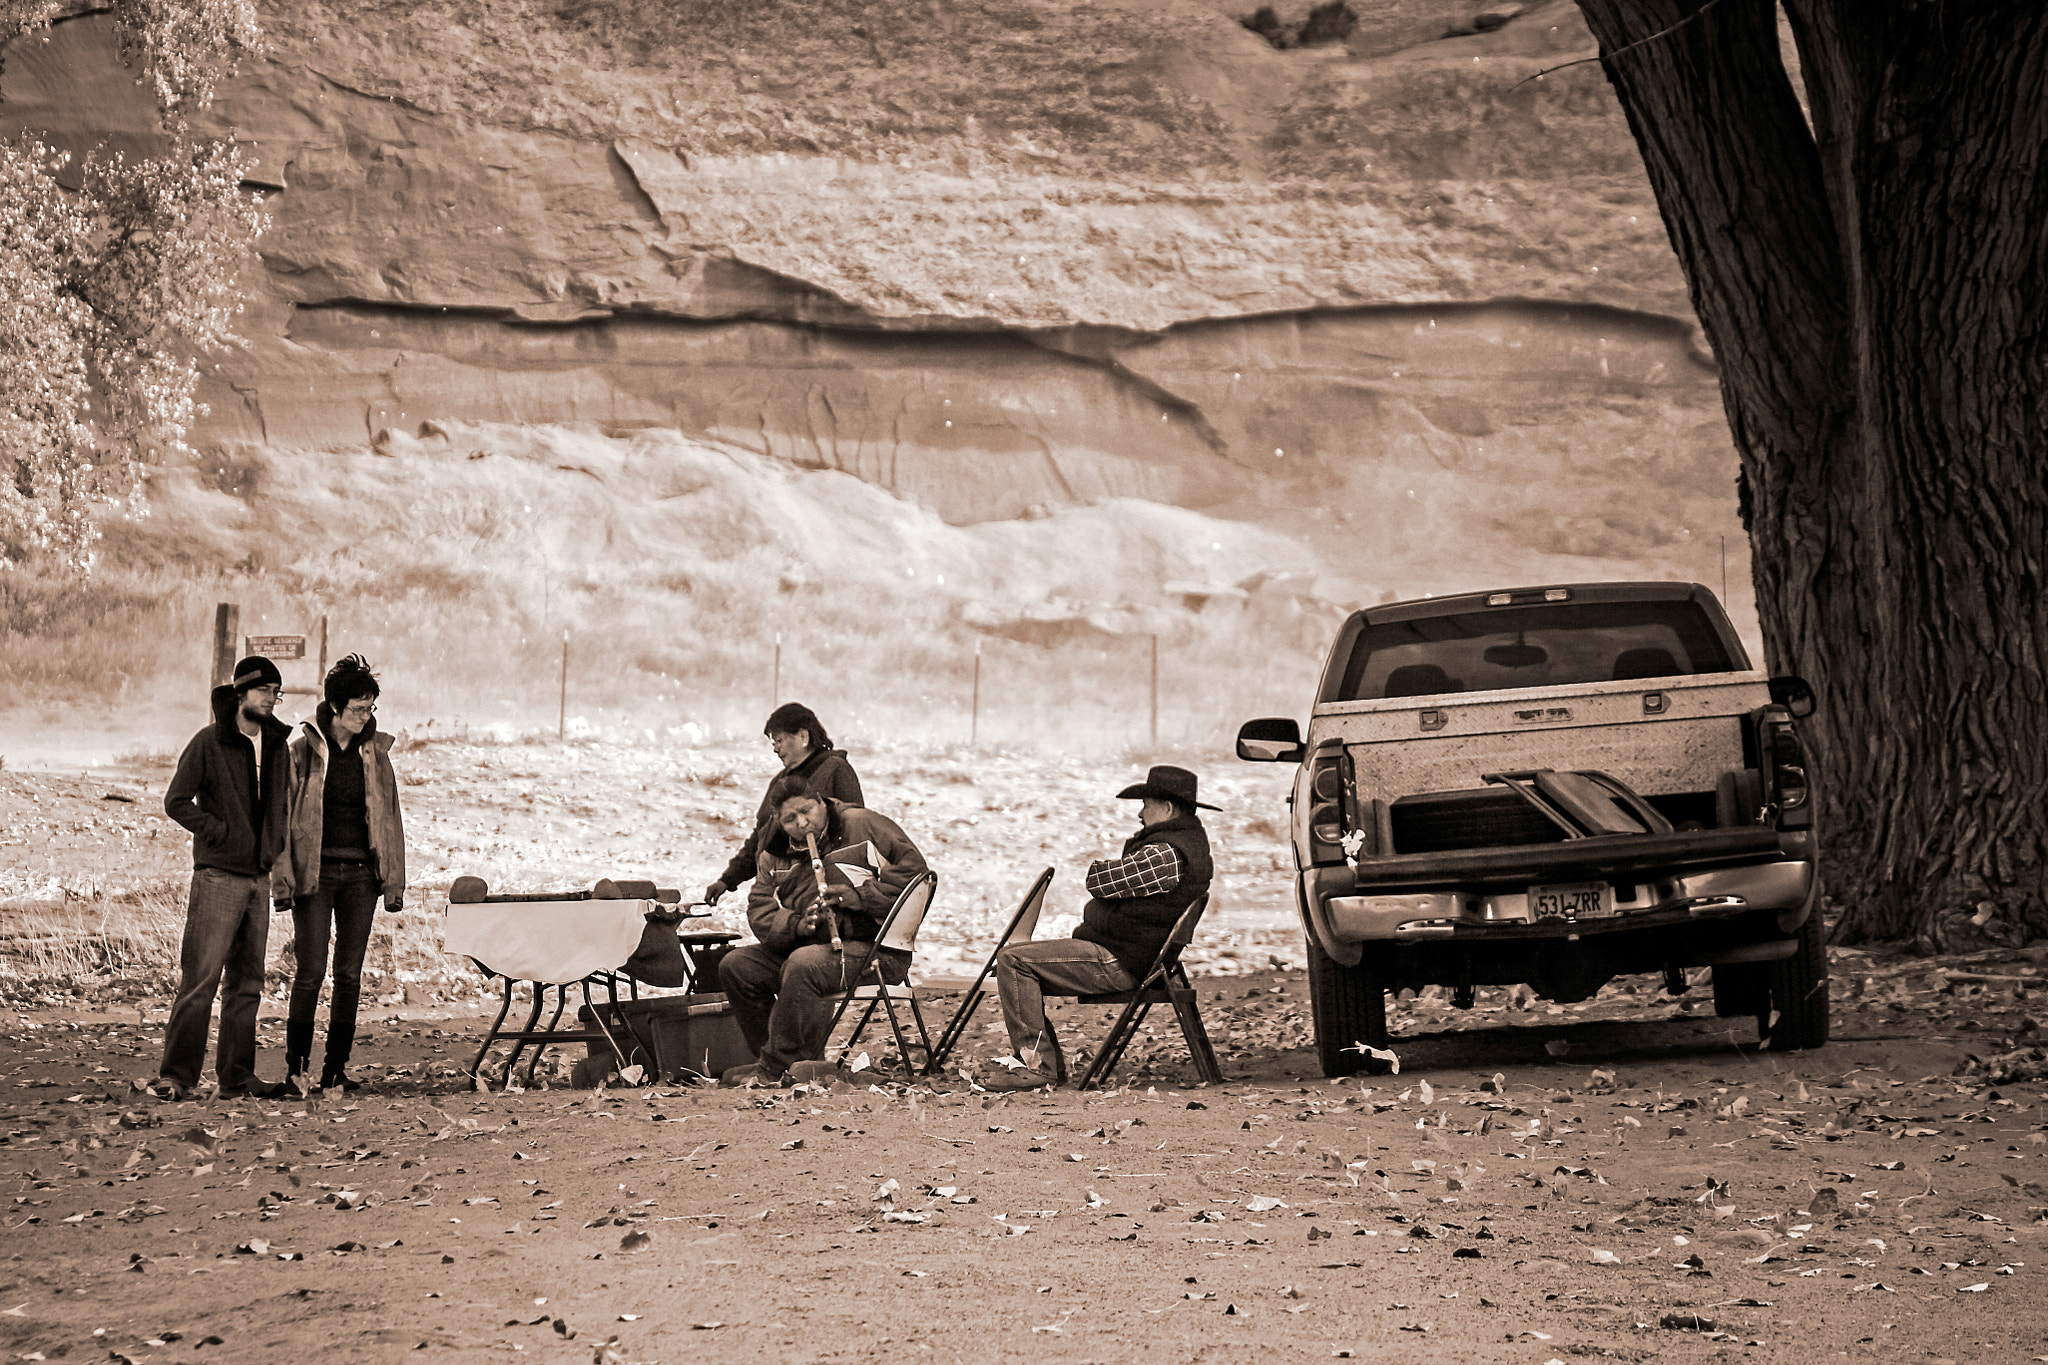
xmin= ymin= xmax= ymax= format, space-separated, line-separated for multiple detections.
xmin=1324 ymin=672 xmax=1771 ymax=799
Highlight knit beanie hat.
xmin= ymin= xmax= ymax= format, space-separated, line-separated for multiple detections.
xmin=231 ymin=655 xmax=285 ymax=692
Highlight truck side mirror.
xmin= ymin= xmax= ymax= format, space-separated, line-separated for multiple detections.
xmin=1767 ymin=675 xmax=1816 ymax=718
xmin=1236 ymin=717 xmax=1305 ymax=763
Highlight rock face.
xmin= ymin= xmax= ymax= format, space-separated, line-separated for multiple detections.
xmin=2 ymin=0 xmax=1739 ymax=570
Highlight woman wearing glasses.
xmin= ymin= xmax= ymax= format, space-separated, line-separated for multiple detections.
xmin=275 ymin=654 xmax=408 ymax=1093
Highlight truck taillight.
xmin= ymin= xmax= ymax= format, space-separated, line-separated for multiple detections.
xmin=1767 ymin=720 xmax=1811 ymax=827
xmin=1307 ymin=748 xmax=1350 ymax=865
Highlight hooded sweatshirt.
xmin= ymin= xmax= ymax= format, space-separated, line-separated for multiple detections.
xmin=163 ymin=685 xmax=294 ymax=877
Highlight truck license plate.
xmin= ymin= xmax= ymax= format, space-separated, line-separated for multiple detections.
xmin=1529 ymin=881 xmax=1614 ymax=921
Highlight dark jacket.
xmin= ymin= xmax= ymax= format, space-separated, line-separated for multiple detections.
xmin=1076 ymin=813 xmax=1213 ymax=979
xmin=275 ymin=706 xmax=407 ymax=906
xmin=717 ymin=746 xmax=864 ymax=889
xmin=164 ymin=684 xmax=294 ymax=877
xmin=750 ymin=800 xmax=927 ymax=954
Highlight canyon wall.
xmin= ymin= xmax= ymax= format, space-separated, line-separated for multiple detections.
xmin=2 ymin=0 xmax=1733 ymax=546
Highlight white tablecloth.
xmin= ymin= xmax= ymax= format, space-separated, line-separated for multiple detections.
xmin=443 ymin=899 xmax=655 ymax=984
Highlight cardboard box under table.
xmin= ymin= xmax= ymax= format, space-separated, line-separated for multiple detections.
xmin=577 ymin=994 xmax=753 ymax=1083
xmin=443 ymin=894 xmax=751 ymax=1088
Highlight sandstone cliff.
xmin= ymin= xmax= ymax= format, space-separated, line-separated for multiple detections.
xmin=1 ymin=1 xmax=1757 ymax=737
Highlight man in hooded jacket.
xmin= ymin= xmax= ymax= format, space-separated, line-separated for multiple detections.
xmin=154 ymin=656 xmax=295 ymax=1100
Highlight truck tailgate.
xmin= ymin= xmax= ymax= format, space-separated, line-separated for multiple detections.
xmin=1348 ymin=826 xmax=1788 ymax=890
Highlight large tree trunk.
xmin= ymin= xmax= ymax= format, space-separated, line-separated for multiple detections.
xmin=1571 ymin=0 xmax=2048 ymax=947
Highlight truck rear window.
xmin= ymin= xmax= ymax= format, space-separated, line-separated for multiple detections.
xmin=1328 ymin=600 xmax=1743 ymax=701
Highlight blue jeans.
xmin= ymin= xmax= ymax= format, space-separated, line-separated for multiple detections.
xmin=286 ymin=860 xmax=381 ymax=1081
xmin=994 ymin=938 xmax=1137 ymax=1079
xmin=722 ymin=941 xmax=907 ymax=1074
xmin=159 ymin=868 xmax=273 ymax=1091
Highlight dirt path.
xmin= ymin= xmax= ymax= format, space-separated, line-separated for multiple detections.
xmin=2 ymin=972 xmax=2044 ymax=1365
xmin=5 ymin=739 xmax=2047 ymax=1363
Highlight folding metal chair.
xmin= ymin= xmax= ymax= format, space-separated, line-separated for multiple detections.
xmin=1075 ymin=894 xmax=1222 ymax=1090
xmin=821 ymin=871 xmax=939 ymax=1073
xmin=921 ymin=867 xmax=1055 ymax=1076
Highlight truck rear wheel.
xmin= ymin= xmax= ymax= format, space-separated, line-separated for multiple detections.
xmin=1764 ymin=901 xmax=1830 ymax=1050
xmin=1307 ymin=934 xmax=1391 ymax=1076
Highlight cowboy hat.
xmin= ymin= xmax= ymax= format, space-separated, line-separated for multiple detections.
xmin=1115 ymin=765 xmax=1219 ymax=810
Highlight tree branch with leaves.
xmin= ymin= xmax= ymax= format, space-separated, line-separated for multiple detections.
xmin=0 ymin=0 xmax=264 ymax=568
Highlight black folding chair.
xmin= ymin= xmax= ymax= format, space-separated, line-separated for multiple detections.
xmin=821 ymin=871 xmax=940 ymax=1073
xmin=921 ymin=867 xmax=1055 ymax=1076
xmin=1075 ymin=894 xmax=1222 ymax=1090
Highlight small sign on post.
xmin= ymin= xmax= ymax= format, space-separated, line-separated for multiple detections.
xmin=245 ymin=635 xmax=307 ymax=660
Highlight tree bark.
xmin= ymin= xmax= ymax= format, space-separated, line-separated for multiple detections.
xmin=1572 ymin=0 xmax=2048 ymax=946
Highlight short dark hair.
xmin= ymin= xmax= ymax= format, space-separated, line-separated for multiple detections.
xmin=766 ymin=772 xmax=819 ymax=810
xmin=763 ymin=702 xmax=830 ymax=751
xmin=323 ymin=654 xmax=380 ymax=712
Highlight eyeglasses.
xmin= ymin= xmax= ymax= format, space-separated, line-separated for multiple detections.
xmin=342 ymin=701 xmax=377 ymax=717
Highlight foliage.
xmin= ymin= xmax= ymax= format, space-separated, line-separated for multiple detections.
xmin=0 ymin=0 xmax=264 ymax=569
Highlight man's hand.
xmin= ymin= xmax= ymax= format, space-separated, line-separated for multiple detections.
xmin=273 ymin=896 xmax=295 ymax=914
xmin=703 ymin=880 xmax=729 ymax=905
xmin=384 ymin=898 xmax=404 ymax=914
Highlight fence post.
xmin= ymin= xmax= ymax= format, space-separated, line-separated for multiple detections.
xmin=558 ymin=630 xmax=569 ymax=740
xmin=1149 ymin=633 xmax=1159 ymax=748
xmin=211 ymin=603 xmax=239 ymax=687
xmin=316 ymin=614 xmax=329 ymax=680
xmin=971 ymin=639 xmax=982 ymax=747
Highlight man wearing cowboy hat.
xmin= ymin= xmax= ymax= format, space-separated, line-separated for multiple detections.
xmin=983 ymin=765 xmax=1216 ymax=1091
xmin=152 ymin=655 xmax=296 ymax=1101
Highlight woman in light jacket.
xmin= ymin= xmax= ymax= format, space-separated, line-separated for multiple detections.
xmin=275 ymin=655 xmax=406 ymax=1093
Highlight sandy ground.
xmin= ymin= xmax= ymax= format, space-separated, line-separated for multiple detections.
xmin=5 ymin=738 xmax=2048 ymax=1363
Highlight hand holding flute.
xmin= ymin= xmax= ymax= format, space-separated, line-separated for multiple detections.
xmin=804 ymin=832 xmax=844 ymax=955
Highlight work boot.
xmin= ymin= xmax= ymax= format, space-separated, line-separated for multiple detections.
xmin=784 ymin=1060 xmax=841 ymax=1087
xmin=719 ymin=1062 xmax=773 ymax=1087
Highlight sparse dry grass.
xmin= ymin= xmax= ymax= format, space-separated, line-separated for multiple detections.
xmin=0 ymin=890 xmax=488 ymax=1007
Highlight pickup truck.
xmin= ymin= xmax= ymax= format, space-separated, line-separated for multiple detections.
xmin=1236 ymin=581 xmax=1825 ymax=1075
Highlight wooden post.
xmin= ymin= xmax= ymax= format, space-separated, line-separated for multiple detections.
xmin=211 ymin=603 xmax=239 ymax=687
xmin=971 ymin=640 xmax=982 ymax=747
xmin=317 ymin=614 xmax=329 ymax=679
xmin=1149 ymin=633 xmax=1159 ymax=748
xmin=1720 ymin=535 xmax=1729 ymax=605
xmin=558 ymin=630 xmax=569 ymax=740
xmin=772 ymin=632 xmax=782 ymax=707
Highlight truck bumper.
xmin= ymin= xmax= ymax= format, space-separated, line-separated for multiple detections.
xmin=1319 ymin=858 xmax=1815 ymax=944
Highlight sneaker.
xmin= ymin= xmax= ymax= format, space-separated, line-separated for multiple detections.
xmin=979 ymin=1065 xmax=1059 ymax=1093
xmin=719 ymin=1063 xmax=773 ymax=1088
xmin=145 ymin=1077 xmax=189 ymax=1102
xmin=783 ymin=1060 xmax=842 ymax=1086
